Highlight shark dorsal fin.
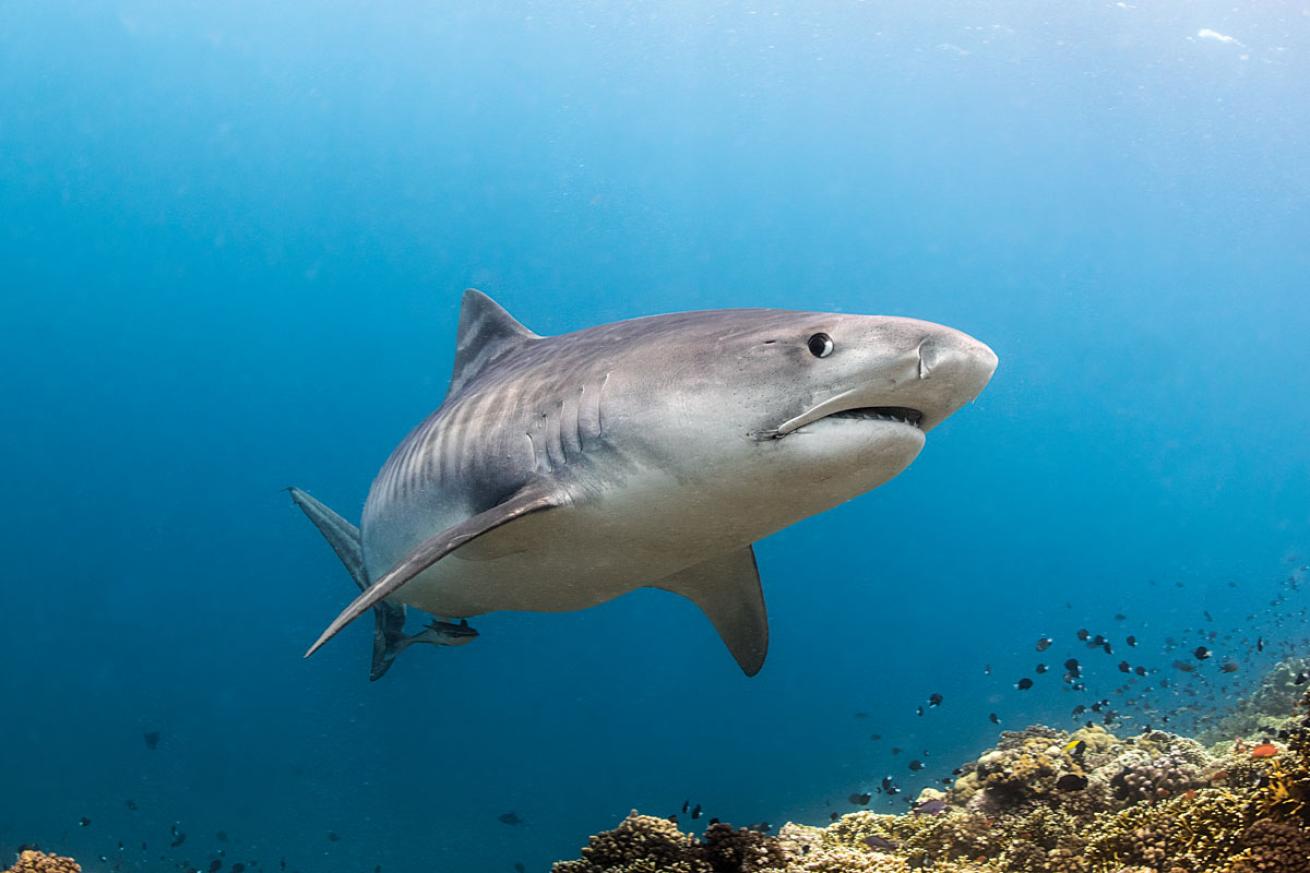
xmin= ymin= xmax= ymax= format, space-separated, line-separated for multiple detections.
xmin=448 ymin=289 xmax=539 ymax=395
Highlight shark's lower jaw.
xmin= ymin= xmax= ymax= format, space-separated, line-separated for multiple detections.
xmin=823 ymin=406 xmax=923 ymax=428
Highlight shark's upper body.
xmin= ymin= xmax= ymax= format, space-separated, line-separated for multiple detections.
xmin=296 ymin=290 xmax=997 ymax=676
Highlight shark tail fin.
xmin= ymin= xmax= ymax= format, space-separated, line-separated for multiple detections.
xmin=286 ymin=487 xmax=408 ymax=681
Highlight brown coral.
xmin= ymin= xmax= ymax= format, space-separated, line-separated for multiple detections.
xmin=553 ymin=661 xmax=1310 ymax=873
xmin=4 ymin=851 xmax=80 ymax=873
xmin=1224 ymin=819 xmax=1310 ymax=873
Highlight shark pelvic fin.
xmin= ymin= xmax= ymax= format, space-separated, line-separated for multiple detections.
xmin=304 ymin=482 xmax=565 ymax=658
xmin=654 ymin=546 xmax=769 ymax=677
xmin=287 ymin=487 xmax=408 ymax=681
xmin=448 ymin=289 xmax=539 ymax=396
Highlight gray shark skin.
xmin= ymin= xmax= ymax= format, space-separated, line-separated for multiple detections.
xmin=292 ymin=289 xmax=997 ymax=677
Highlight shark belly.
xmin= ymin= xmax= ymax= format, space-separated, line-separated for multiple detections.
xmin=362 ymin=465 xmax=761 ymax=618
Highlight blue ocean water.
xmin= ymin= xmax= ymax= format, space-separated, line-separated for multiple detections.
xmin=2 ymin=2 xmax=1308 ymax=871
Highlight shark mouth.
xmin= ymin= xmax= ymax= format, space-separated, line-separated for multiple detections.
xmin=770 ymin=394 xmax=927 ymax=438
xmin=824 ymin=406 xmax=924 ymax=428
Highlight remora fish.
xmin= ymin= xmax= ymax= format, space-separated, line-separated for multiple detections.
xmin=292 ymin=290 xmax=997 ymax=676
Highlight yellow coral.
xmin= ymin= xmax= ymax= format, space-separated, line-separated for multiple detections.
xmin=4 ymin=851 xmax=80 ymax=873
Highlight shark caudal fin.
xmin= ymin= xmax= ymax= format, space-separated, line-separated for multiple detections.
xmin=286 ymin=487 xmax=409 ymax=681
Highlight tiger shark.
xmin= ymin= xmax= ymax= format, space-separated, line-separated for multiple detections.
xmin=291 ymin=289 xmax=997 ymax=678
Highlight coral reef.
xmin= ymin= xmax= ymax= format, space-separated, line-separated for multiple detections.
xmin=3 ymin=852 xmax=80 ymax=873
xmin=554 ymin=662 xmax=1310 ymax=873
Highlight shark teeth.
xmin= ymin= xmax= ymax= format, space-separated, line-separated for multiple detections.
xmin=827 ymin=406 xmax=924 ymax=428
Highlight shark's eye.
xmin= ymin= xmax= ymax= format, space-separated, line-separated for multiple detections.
xmin=807 ymin=332 xmax=834 ymax=358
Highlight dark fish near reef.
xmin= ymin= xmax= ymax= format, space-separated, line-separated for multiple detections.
xmin=989 ymin=712 xmax=1001 ymax=724
xmin=849 ymin=792 xmax=872 ymax=805
xmin=498 ymin=812 xmax=524 ymax=826
xmin=1194 ymin=646 xmax=1211 ymax=660
xmin=78 ymin=818 xmax=90 ymax=828
xmin=291 ymin=291 xmax=997 ymax=678
xmin=864 ymin=835 xmax=899 ymax=851
xmin=1056 ymin=773 xmax=1088 ymax=791
xmin=912 ymin=798 xmax=947 ymax=816
xmin=690 ymin=804 xmax=702 ymax=820
xmin=208 ymin=860 xmax=222 ymax=873
xmin=928 ymin=692 xmax=943 ymax=707
xmin=909 ymin=760 xmax=925 ymax=772
xmin=1016 ymin=677 xmax=1033 ymax=690
xmin=1036 ymin=636 xmax=1053 ymax=652
xmin=1126 ymin=635 xmax=1137 ymax=647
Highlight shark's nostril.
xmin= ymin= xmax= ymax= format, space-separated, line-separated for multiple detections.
xmin=917 ymin=339 xmax=941 ymax=380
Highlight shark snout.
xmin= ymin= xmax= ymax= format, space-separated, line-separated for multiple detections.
xmin=913 ymin=331 xmax=998 ymax=430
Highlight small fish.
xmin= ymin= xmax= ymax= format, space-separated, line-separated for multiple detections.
xmin=1016 ymin=677 xmax=1033 ymax=690
xmin=231 ymin=866 xmax=245 ymax=873
xmin=1295 ymin=672 xmax=1308 ymax=685
xmin=908 ymin=760 xmax=925 ymax=772
xmin=328 ymin=831 xmax=340 ymax=842
xmin=1072 ymin=705 xmax=1086 ymax=716
xmin=1173 ymin=660 xmax=1197 ymax=673
xmin=78 ymin=817 xmax=91 ymax=828
xmin=829 ymin=812 xmax=839 ymax=822
xmin=1251 ymin=742 xmax=1278 ymax=758
xmin=1036 ymin=636 xmax=1053 ymax=652
xmin=690 ymin=804 xmax=702 ymax=820
xmin=1134 ymin=665 xmax=1148 ymax=677
xmin=928 ymin=693 xmax=943 ymax=707
xmin=681 ymin=800 xmax=689 ymax=813
xmin=912 ymin=798 xmax=947 ymax=816
xmin=1256 ymin=637 xmax=1264 ymax=652
xmin=863 ymin=835 xmax=898 ymax=851
xmin=143 ymin=731 xmax=161 ymax=751
xmin=1220 ymin=661 xmax=1239 ymax=674
xmin=1118 ymin=661 xmax=1131 ymax=673
xmin=984 ymin=663 xmax=992 ymax=675
xmin=1036 ymin=663 xmax=1049 ymax=674
xmin=208 ymin=860 xmax=223 ymax=873
xmin=1055 ymin=773 xmax=1088 ymax=791
xmin=989 ymin=712 xmax=1000 ymax=724
xmin=1126 ymin=635 xmax=1137 ymax=647
xmin=1204 ymin=610 xmax=1214 ymax=622
xmin=848 ymin=792 xmax=872 ymax=806
xmin=170 ymin=833 xmax=187 ymax=848
xmin=498 ymin=812 xmax=523 ymax=826
xmin=1063 ymin=739 xmax=1087 ymax=757
xmin=1064 ymin=658 xmax=1080 ymax=672
xmin=1102 ymin=641 xmax=1113 ymax=655
xmin=1194 ymin=646 xmax=1211 ymax=660
xmin=1113 ymin=613 xmax=1127 ymax=621
xmin=125 ymin=800 xmax=137 ymax=811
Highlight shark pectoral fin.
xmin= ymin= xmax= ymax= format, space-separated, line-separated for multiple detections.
xmin=286 ymin=487 xmax=368 ymax=591
xmin=655 ymin=546 xmax=769 ymax=677
xmin=287 ymin=487 xmax=410 ymax=682
xmin=304 ymin=483 xmax=565 ymax=658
